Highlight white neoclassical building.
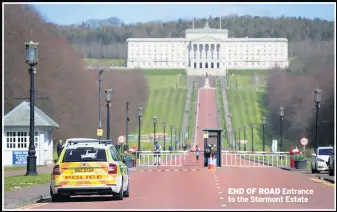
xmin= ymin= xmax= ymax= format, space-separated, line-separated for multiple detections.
xmin=126 ymin=20 xmax=288 ymax=75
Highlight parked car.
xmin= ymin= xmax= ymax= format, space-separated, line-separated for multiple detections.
xmin=327 ymin=148 xmax=334 ymax=176
xmin=311 ymin=146 xmax=333 ymax=173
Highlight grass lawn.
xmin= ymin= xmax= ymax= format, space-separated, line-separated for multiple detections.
xmin=187 ymin=77 xmax=197 ymax=145
xmin=83 ymin=58 xmax=125 ymax=67
xmin=4 ymin=165 xmax=45 ymax=172
xmin=4 ymin=173 xmax=51 ymax=192
xmin=216 ymin=77 xmax=229 ymax=149
xmin=140 ymin=69 xmax=187 ymax=135
xmin=226 ymin=69 xmax=272 ymax=152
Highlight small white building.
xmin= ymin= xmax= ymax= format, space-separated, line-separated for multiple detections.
xmin=2 ymin=101 xmax=60 ymax=166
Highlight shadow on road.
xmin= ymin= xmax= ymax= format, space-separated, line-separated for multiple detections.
xmin=37 ymin=195 xmax=123 ymax=203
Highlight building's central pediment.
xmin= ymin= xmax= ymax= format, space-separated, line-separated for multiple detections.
xmin=190 ymin=35 xmax=225 ymax=42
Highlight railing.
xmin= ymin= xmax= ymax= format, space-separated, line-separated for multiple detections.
xmin=221 ymin=151 xmax=290 ymax=168
xmin=136 ymin=151 xmax=189 ymax=167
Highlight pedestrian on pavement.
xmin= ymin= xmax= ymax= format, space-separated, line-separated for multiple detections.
xmin=153 ymin=142 xmax=162 ymax=166
xmin=195 ymin=145 xmax=200 ymax=164
xmin=168 ymin=145 xmax=173 ymax=153
xmin=57 ymin=140 xmax=63 ymax=157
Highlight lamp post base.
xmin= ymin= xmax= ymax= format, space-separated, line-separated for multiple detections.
xmin=25 ymin=155 xmax=38 ymax=176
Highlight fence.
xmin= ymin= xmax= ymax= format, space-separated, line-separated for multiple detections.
xmin=136 ymin=151 xmax=189 ymax=167
xmin=221 ymin=151 xmax=290 ymax=168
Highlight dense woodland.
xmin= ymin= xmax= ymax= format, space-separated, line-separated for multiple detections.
xmin=57 ymin=15 xmax=334 ymax=59
xmin=4 ymin=5 xmax=148 ymax=143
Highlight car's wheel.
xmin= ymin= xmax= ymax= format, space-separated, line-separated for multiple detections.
xmin=114 ymin=179 xmax=124 ymax=200
xmin=315 ymin=163 xmax=320 ymax=173
xmin=311 ymin=164 xmax=316 ymax=173
xmin=50 ymin=187 xmax=70 ymax=202
xmin=123 ymin=179 xmax=130 ymax=197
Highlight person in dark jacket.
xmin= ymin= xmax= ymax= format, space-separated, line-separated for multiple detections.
xmin=56 ymin=140 xmax=63 ymax=157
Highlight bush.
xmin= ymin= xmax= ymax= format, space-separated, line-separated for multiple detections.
xmin=294 ymin=154 xmax=305 ymax=161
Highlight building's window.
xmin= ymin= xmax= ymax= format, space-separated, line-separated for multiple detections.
xmin=6 ymin=132 xmax=16 ymax=149
xmin=194 ymin=62 xmax=197 ymax=68
xmin=17 ymin=132 xmax=28 ymax=148
xmin=34 ymin=132 xmax=39 ymax=148
xmin=217 ymin=62 xmax=220 ymax=68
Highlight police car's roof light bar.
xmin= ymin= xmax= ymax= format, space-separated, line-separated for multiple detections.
xmin=67 ymin=139 xmax=113 ymax=146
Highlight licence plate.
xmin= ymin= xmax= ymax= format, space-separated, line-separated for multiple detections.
xmin=75 ymin=168 xmax=93 ymax=173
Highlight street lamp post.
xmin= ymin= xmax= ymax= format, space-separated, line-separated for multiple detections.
xmin=170 ymin=126 xmax=173 ymax=149
xmin=243 ymin=125 xmax=247 ymax=151
xmin=153 ymin=116 xmax=157 ymax=145
xmin=105 ymin=89 xmax=112 ymax=140
xmin=174 ymin=127 xmax=177 ymax=150
xmin=262 ymin=117 xmax=266 ymax=152
xmin=163 ymin=122 xmax=166 ymax=151
xmin=98 ymin=70 xmax=104 ymax=140
xmin=238 ymin=128 xmax=241 ymax=151
xmin=137 ymin=105 xmax=143 ymax=158
xmin=25 ymin=41 xmax=39 ymax=176
xmin=279 ymin=106 xmax=284 ymax=152
xmin=314 ymin=89 xmax=321 ymax=154
xmin=125 ymin=101 xmax=130 ymax=150
xmin=251 ymin=123 xmax=254 ymax=151
xmin=233 ymin=129 xmax=236 ymax=150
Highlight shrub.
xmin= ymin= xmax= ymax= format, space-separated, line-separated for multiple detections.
xmin=294 ymin=154 xmax=305 ymax=161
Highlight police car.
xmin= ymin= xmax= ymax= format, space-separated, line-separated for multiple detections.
xmin=50 ymin=139 xmax=130 ymax=202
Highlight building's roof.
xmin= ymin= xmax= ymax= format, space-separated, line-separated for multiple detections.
xmin=3 ymin=101 xmax=60 ymax=128
xmin=127 ymin=37 xmax=288 ymax=43
xmin=186 ymin=21 xmax=229 ymax=34
xmin=127 ymin=38 xmax=186 ymax=42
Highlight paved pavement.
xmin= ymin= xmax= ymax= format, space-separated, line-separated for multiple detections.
xmin=4 ymin=166 xmax=53 ymax=177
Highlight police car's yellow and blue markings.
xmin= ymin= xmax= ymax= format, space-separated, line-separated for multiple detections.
xmin=52 ymin=148 xmax=124 ymax=188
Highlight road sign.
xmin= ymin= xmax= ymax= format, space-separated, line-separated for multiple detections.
xmin=203 ymin=132 xmax=209 ymax=139
xmin=237 ymin=140 xmax=248 ymax=144
xmin=300 ymin=137 xmax=309 ymax=146
xmin=118 ymin=135 xmax=126 ymax=144
xmin=97 ymin=129 xmax=103 ymax=137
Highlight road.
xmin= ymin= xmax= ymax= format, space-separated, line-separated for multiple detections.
xmin=20 ymin=77 xmax=335 ymax=210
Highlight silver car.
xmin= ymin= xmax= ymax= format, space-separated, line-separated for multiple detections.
xmin=311 ymin=146 xmax=333 ymax=173
xmin=327 ymin=148 xmax=334 ymax=176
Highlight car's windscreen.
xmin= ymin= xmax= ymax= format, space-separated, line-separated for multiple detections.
xmin=318 ymin=148 xmax=333 ymax=155
xmin=62 ymin=148 xmax=107 ymax=162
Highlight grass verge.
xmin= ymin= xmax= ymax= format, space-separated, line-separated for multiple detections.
xmin=83 ymin=58 xmax=125 ymax=66
xmin=216 ymin=77 xmax=229 ymax=149
xmin=226 ymin=69 xmax=272 ymax=152
xmin=4 ymin=173 xmax=51 ymax=192
xmin=187 ymin=77 xmax=197 ymax=145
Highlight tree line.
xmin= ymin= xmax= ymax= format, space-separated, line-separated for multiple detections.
xmin=57 ymin=15 xmax=334 ymax=59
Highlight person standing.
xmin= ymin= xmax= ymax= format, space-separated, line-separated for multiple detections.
xmin=195 ymin=145 xmax=200 ymax=164
xmin=153 ymin=142 xmax=162 ymax=166
xmin=56 ymin=140 xmax=63 ymax=158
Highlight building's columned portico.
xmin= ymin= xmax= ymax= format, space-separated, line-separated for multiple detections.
xmin=126 ymin=20 xmax=289 ymax=75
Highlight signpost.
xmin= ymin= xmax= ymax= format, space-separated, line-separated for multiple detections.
xmin=300 ymin=137 xmax=309 ymax=154
xmin=272 ymin=140 xmax=278 ymax=153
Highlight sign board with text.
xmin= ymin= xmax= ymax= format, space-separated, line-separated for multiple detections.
xmin=97 ymin=129 xmax=103 ymax=137
xmin=12 ymin=151 xmax=28 ymax=165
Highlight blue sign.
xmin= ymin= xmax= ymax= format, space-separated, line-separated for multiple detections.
xmin=12 ymin=151 xmax=29 ymax=165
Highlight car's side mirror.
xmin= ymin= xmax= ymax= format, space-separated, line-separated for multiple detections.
xmin=312 ymin=153 xmax=316 ymax=157
xmin=54 ymin=159 xmax=57 ymax=164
